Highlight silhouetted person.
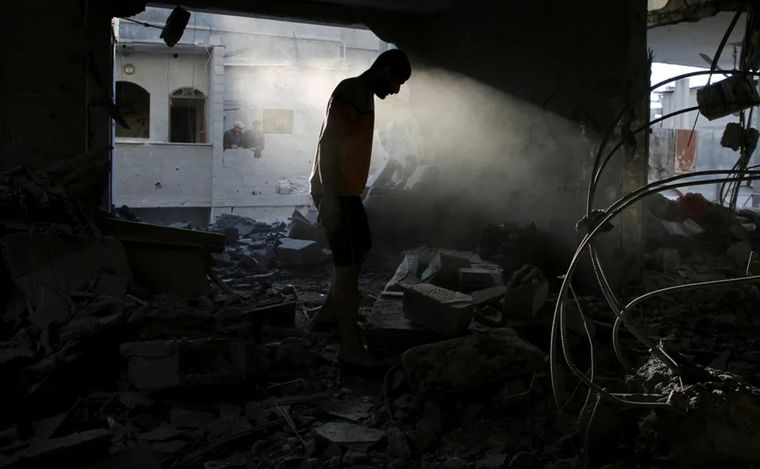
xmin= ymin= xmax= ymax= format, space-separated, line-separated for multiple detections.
xmin=244 ymin=120 xmax=266 ymax=158
xmin=223 ymin=121 xmax=245 ymax=150
xmin=310 ymin=49 xmax=412 ymax=367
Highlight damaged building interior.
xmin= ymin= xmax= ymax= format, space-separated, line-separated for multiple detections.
xmin=8 ymin=0 xmax=760 ymax=467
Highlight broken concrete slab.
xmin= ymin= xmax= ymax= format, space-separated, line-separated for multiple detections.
xmin=401 ymin=327 xmax=545 ymax=399
xmin=0 ymin=429 xmax=112 ymax=469
xmin=365 ymin=297 xmax=443 ymax=354
xmin=314 ymin=422 xmax=386 ymax=445
xmin=288 ymin=217 xmax=327 ymax=245
xmin=276 ymin=238 xmax=324 ymax=267
xmin=403 ymin=283 xmax=473 ymax=337
xmin=120 ymin=338 xmax=262 ymax=389
xmin=384 ymin=252 xmax=421 ymax=293
xmin=420 ymin=251 xmax=472 ymax=290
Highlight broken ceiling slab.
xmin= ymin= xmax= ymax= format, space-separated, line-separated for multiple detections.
xmin=647 ymin=0 xmax=745 ymax=28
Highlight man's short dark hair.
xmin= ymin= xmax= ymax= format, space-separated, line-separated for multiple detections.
xmin=370 ymin=49 xmax=411 ymax=81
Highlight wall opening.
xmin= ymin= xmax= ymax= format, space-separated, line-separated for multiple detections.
xmin=170 ymin=87 xmax=206 ymax=143
xmin=115 ymin=81 xmax=150 ymax=138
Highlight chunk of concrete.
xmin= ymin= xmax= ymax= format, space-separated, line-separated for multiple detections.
xmin=400 ymin=327 xmax=545 ymax=399
xmin=384 ymin=253 xmax=421 ymax=293
xmin=420 ymin=252 xmax=472 ymax=290
xmin=365 ymin=297 xmax=443 ymax=354
xmin=276 ymin=238 xmax=323 ymax=266
xmin=458 ymin=268 xmax=499 ymax=292
xmin=314 ymin=422 xmax=386 ymax=445
xmin=403 ymin=284 xmax=473 ymax=337
xmin=120 ymin=338 xmax=261 ymax=389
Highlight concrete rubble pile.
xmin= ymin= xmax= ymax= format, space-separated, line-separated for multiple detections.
xmin=5 ymin=158 xmax=760 ymax=468
xmin=643 ymin=192 xmax=760 ymax=282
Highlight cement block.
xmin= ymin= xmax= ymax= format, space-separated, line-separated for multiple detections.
xmin=403 ymin=284 xmax=473 ymax=337
xmin=276 ymin=238 xmax=323 ymax=266
xmin=400 ymin=327 xmax=545 ymax=399
xmin=458 ymin=268 xmax=498 ymax=292
xmin=365 ymin=297 xmax=444 ymax=354
xmin=120 ymin=338 xmax=261 ymax=389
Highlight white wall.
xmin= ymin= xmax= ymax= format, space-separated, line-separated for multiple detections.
xmin=113 ymin=142 xmax=213 ymax=207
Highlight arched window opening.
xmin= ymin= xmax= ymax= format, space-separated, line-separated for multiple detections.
xmin=115 ymin=81 xmax=150 ymax=138
xmin=170 ymin=87 xmax=206 ymax=143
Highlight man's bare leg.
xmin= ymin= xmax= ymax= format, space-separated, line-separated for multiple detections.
xmin=333 ymin=264 xmax=381 ymax=366
xmin=312 ymin=270 xmax=338 ymax=325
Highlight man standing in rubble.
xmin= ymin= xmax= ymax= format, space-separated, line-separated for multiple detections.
xmin=310 ymin=49 xmax=412 ymax=367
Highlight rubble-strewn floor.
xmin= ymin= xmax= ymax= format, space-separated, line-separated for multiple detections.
xmin=5 ymin=168 xmax=760 ymax=468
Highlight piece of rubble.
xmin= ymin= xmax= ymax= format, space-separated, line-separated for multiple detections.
xmin=276 ymin=238 xmax=324 ymax=266
xmin=503 ymin=265 xmax=548 ymax=317
xmin=384 ymin=252 xmax=421 ymax=293
xmin=635 ymin=356 xmax=760 ymax=467
xmin=365 ymin=297 xmax=443 ymax=354
xmin=77 ymin=445 xmax=162 ymax=469
xmin=314 ymin=422 xmax=386 ymax=445
xmin=401 ymin=328 xmax=545 ymax=399
xmin=458 ymin=268 xmax=499 ymax=292
xmin=140 ymin=423 xmax=179 ymax=442
xmin=471 ymin=285 xmax=507 ymax=308
xmin=406 ymin=402 xmax=442 ymax=453
xmin=403 ymin=284 xmax=473 ymax=337
xmin=0 ymin=429 xmax=111 ymax=469
xmin=386 ymin=428 xmax=411 ymax=458
xmin=323 ymin=400 xmax=374 ymax=423
xmin=420 ymin=251 xmax=472 ymax=290
xmin=120 ymin=338 xmax=262 ymax=389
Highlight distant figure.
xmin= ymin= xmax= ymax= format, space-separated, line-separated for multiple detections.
xmin=309 ymin=49 xmax=412 ymax=368
xmin=223 ymin=121 xmax=245 ymax=150
xmin=244 ymin=120 xmax=266 ymax=158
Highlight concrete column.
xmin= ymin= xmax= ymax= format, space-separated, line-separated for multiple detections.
xmin=672 ymin=78 xmax=691 ymax=129
xmin=208 ymin=38 xmax=226 ymax=223
xmin=618 ymin=0 xmax=649 ymax=286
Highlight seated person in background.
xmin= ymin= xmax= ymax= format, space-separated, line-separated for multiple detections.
xmin=244 ymin=120 xmax=266 ymax=158
xmin=223 ymin=121 xmax=245 ymax=150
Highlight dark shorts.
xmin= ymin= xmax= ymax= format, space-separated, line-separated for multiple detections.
xmin=313 ymin=195 xmax=371 ymax=267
